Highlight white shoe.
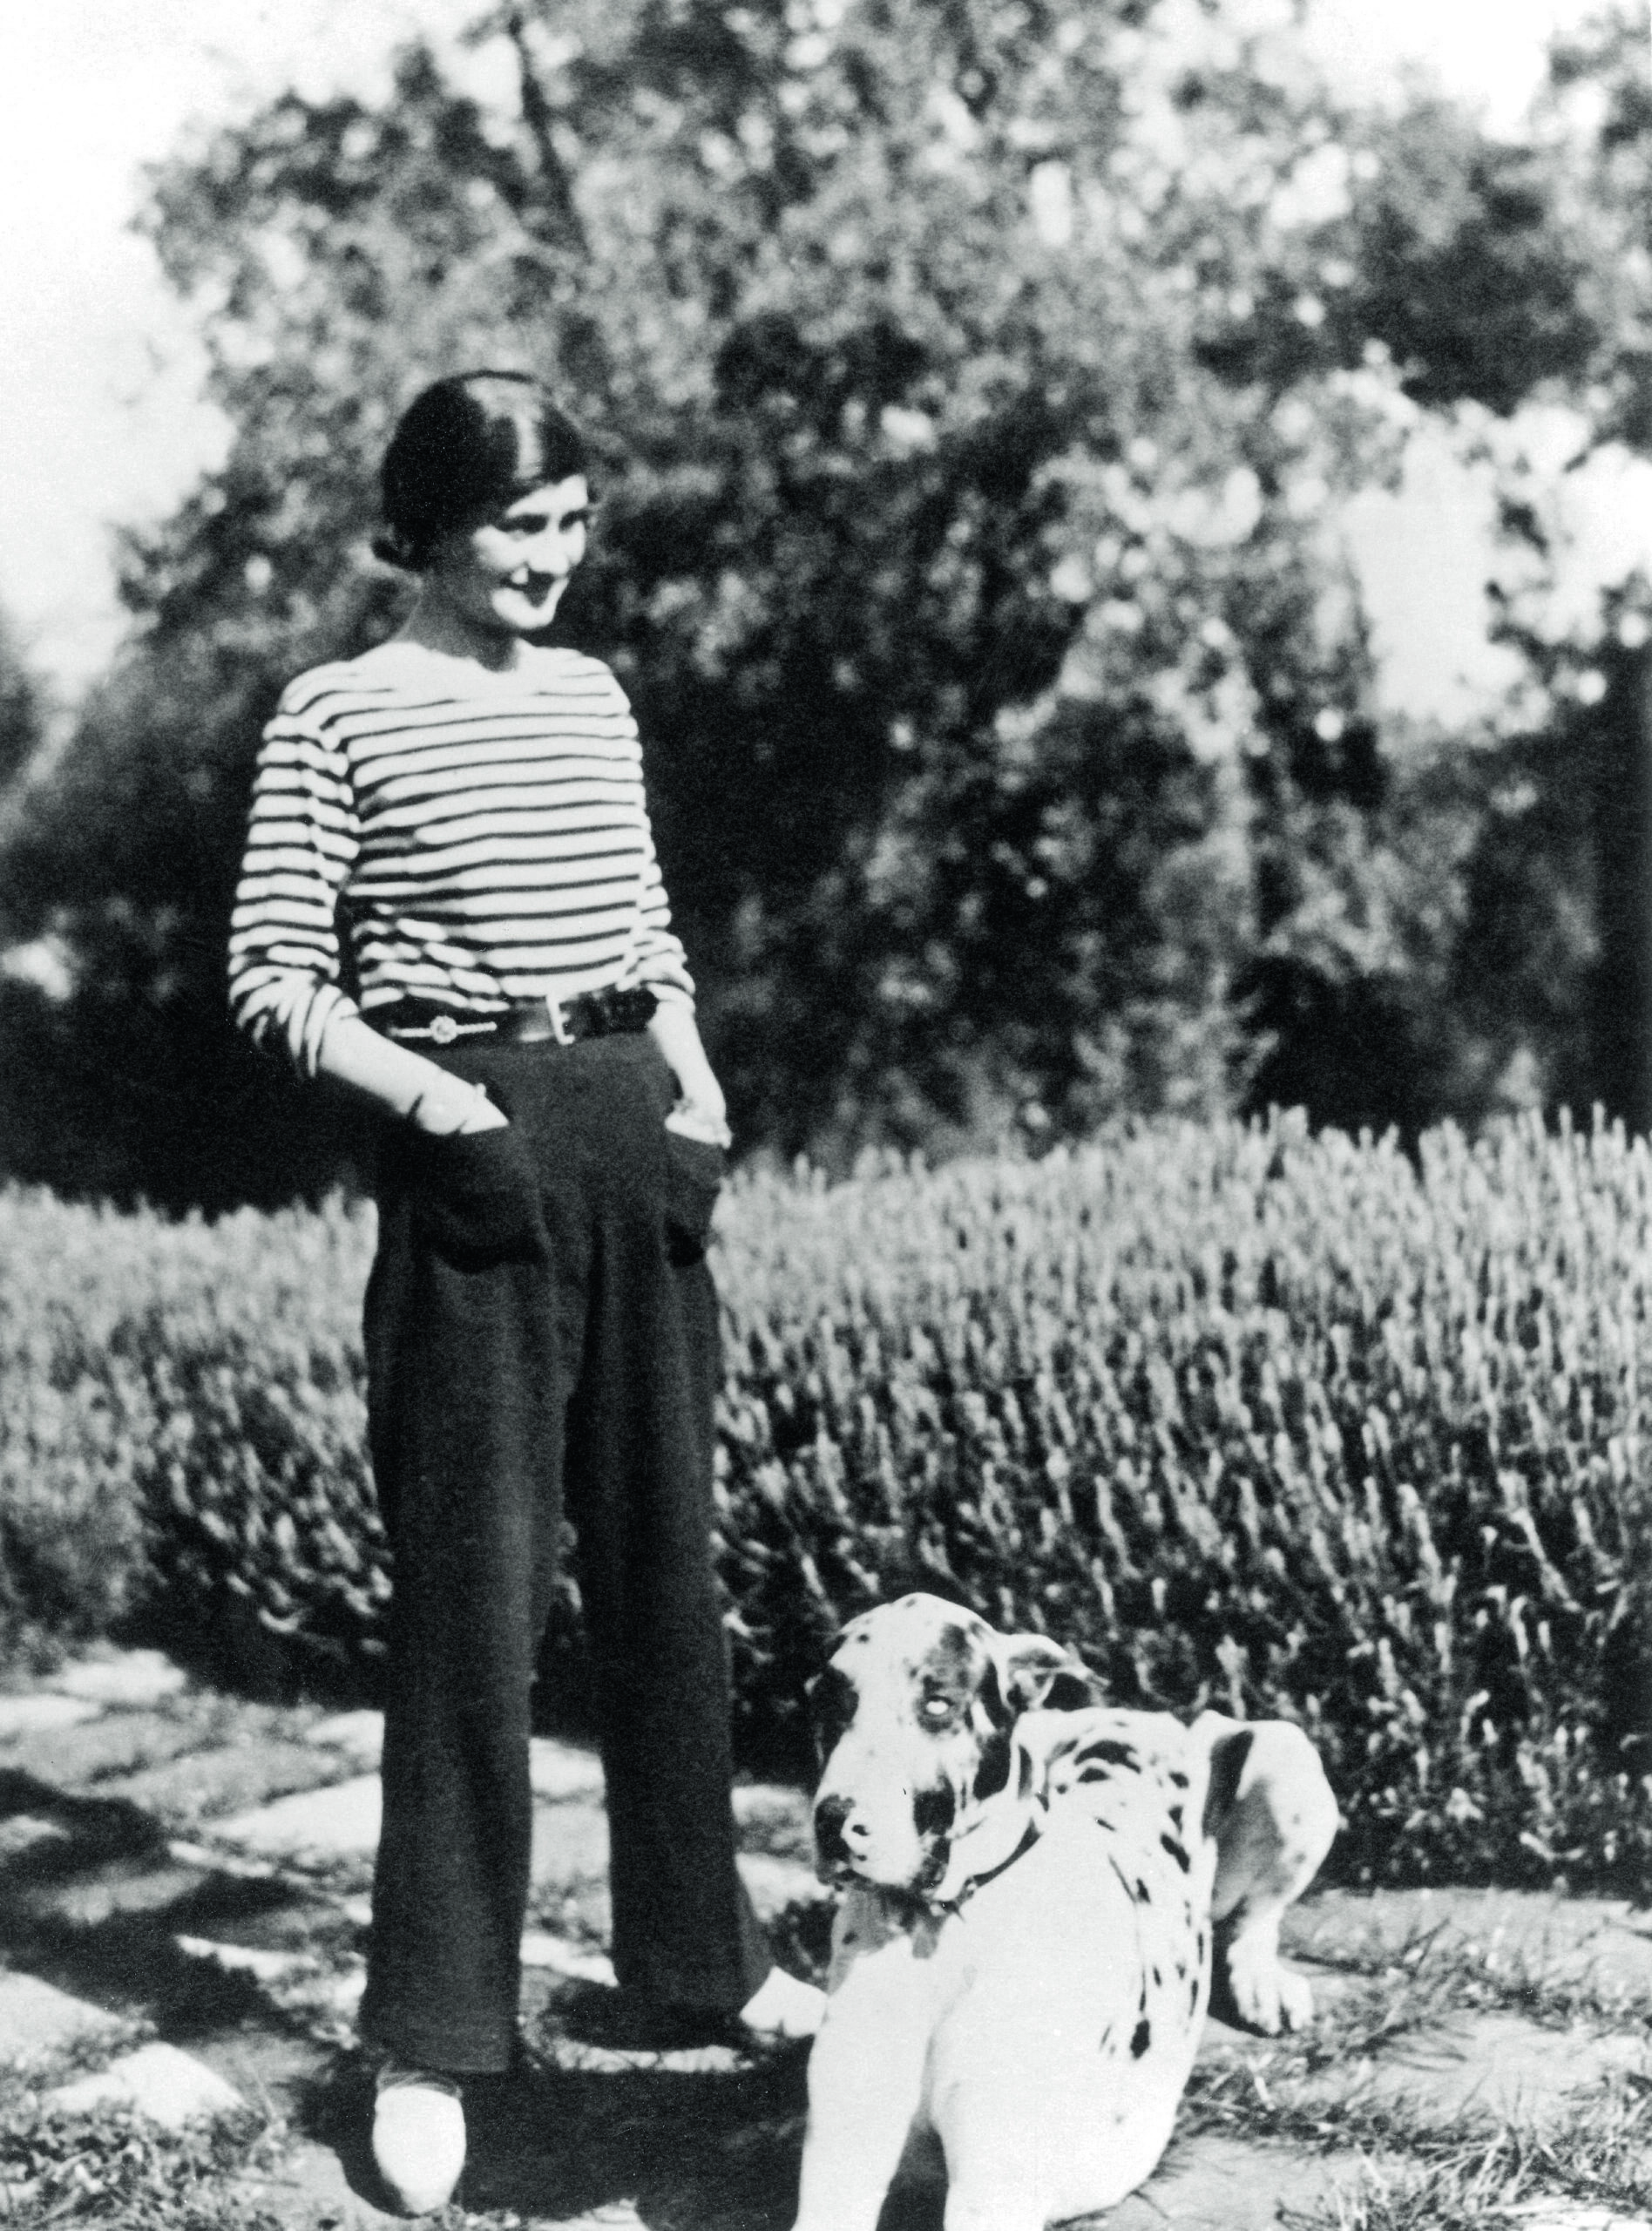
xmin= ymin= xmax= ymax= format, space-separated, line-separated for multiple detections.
xmin=738 ymin=1967 xmax=826 ymax=2039
xmin=372 ymin=2065 xmax=466 ymax=2215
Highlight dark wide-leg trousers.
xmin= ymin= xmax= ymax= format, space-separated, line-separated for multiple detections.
xmin=356 ymin=1028 xmax=769 ymax=2074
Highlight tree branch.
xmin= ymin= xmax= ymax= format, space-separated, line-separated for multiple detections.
xmin=503 ymin=6 xmax=589 ymax=259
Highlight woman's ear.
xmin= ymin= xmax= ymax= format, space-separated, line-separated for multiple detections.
xmin=995 ymin=1633 xmax=1101 ymax=1717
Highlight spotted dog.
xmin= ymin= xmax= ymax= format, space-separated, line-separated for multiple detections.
xmin=793 ymin=1593 xmax=1339 ymax=2231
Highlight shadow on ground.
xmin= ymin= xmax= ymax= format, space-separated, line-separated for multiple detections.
xmin=0 ymin=1762 xmax=350 ymax=2185
xmin=0 ymin=1762 xmax=858 ymax=2228
xmin=0 ymin=1769 xmax=316 ymax=2035
xmin=303 ymin=2049 xmax=820 ymax=2229
xmin=289 ymin=2048 xmax=949 ymax=2231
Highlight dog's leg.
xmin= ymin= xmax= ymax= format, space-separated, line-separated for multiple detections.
xmin=940 ymin=2135 xmax=1048 ymax=2231
xmin=1196 ymin=1714 xmax=1339 ymax=2034
xmin=792 ymin=1892 xmax=936 ymax=2231
xmin=935 ymin=2043 xmax=1065 ymax=2231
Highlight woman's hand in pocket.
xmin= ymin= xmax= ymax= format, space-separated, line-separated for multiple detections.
xmin=664 ymin=1100 xmax=731 ymax=1148
xmin=409 ymin=1072 xmax=508 ymax=1136
xmin=662 ymin=1123 xmax=727 ymax=1265
xmin=453 ymin=1095 xmax=509 ymax=1134
xmin=410 ymin=1110 xmax=546 ymax=1267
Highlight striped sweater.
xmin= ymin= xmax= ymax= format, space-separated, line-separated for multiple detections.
xmin=227 ymin=641 xmax=694 ymax=1073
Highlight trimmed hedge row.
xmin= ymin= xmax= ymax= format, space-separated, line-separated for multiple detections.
xmin=0 ymin=1191 xmax=379 ymax=1665
xmin=717 ymin=1114 xmax=1652 ymax=1886
xmin=3 ymin=1111 xmax=1652 ymax=1889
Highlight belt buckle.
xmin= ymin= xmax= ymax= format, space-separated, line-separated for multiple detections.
xmin=545 ymin=993 xmax=573 ymax=1048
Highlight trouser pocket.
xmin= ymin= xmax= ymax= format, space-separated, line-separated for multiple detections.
xmin=662 ymin=1129 xmax=725 ymax=1265
xmin=408 ymin=1123 xmax=548 ymax=1268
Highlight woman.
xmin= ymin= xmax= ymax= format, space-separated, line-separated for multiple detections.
xmin=228 ymin=370 xmax=822 ymax=2216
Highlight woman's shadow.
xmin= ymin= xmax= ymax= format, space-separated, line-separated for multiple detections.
xmin=309 ymin=2032 xmax=814 ymax=2228
xmin=468 ymin=2047 xmax=809 ymax=2227
xmin=308 ymin=2016 xmax=947 ymax=2229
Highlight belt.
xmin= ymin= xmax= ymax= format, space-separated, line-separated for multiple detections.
xmin=374 ymin=987 xmax=658 ymax=1048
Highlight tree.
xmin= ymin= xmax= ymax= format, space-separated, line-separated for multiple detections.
xmin=1431 ymin=5 xmax=1652 ymax=1134
xmin=0 ymin=0 xmax=1628 ymax=1200
xmin=0 ymin=609 xmax=47 ymax=798
xmin=1537 ymin=10 xmax=1652 ymax=1132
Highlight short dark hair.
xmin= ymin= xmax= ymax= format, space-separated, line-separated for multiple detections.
xmin=374 ymin=371 xmax=589 ymax=571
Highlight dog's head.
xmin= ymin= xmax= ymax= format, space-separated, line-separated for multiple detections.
xmin=809 ymin=1592 xmax=1100 ymax=1905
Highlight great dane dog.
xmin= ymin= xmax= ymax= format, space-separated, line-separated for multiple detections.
xmin=792 ymin=1593 xmax=1339 ymax=2231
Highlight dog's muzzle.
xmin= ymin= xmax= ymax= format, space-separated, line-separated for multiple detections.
xmin=813 ymin=1793 xmax=863 ymax=1880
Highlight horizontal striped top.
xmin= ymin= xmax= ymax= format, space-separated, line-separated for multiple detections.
xmin=227 ymin=641 xmax=694 ymax=1073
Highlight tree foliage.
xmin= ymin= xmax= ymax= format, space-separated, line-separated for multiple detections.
xmin=0 ymin=0 xmax=1638 ymax=1202
xmin=0 ymin=610 xmax=47 ymax=798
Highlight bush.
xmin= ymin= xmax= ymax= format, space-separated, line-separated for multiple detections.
xmin=4 ymin=1112 xmax=1652 ymax=1890
xmin=716 ymin=1113 xmax=1652 ymax=1888
xmin=0 ymin=1189 xmax=378 ymax=1677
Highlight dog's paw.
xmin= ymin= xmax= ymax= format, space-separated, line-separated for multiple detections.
xmin=1211 ymin=1929 xmax=1314 ymax=2035
xmin=1272 ymin=1963 xmax=1316 ymax=2032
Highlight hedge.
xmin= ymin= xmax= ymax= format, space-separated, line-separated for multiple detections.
xmin=3 ymin=1110 xmax=1652 ymax=1891
xmin=0 ymin=1190 xmax=378 ymax=1665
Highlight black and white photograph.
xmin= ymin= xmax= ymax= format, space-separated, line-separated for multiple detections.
xmin=0 ymin=1 xmax=1649 ymax=2225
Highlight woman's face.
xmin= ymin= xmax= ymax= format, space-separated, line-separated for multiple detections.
xmin=424 ymin=475 xmax=591 ymax=641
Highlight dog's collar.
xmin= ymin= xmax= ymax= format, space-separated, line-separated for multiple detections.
xmin=929 ymin=1816 xmax=1043 ymax=1916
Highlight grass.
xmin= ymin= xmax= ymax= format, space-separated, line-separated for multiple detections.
xmin=1281 ymin=2078 xmax=1652 ymax=2231
xmin=1184 ymin=1918 xmax=1652 ymax=2231
xmin=1289 ymin=1900 xmax=1652 ymax=2034
xmin=0 ymin=1872 xmax=1648 ymax=2229
xmin=0 ymin=2024 xmax=286 ymax=2230
xmin=0 ymin=2101 xmax=288 ymax=2230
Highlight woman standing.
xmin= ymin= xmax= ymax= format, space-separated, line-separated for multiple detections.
xmin=228 ymin=371 xmax=821 ymax=2216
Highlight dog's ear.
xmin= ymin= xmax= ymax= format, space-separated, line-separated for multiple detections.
xmin=994 ymin=1633 xmax=1101 ymax=1718
xmin=807 ymin=1662 xmax=858 ymax=1762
